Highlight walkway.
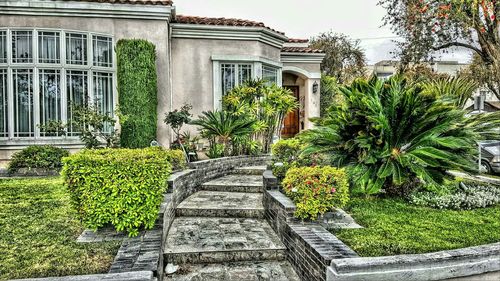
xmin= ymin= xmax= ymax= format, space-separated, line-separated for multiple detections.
xmin=164 ymin=166 xmax=300 ymax=280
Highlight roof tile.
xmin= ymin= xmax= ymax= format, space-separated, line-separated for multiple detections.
xmin=282 ymin=46 xmax=323 ymax=53
xmin=174 ymin=15 xmax=285 ymax=35
xmin=288 ymin=38 xmax=309 ymax=43
xmin=66 ymin=0 xmax=173 ymax=5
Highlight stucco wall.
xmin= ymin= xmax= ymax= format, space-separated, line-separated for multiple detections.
xmin=0 ymin=15 xmax=171 ymax=159
xmin=170 ymin=38 xmax=282 ymax=140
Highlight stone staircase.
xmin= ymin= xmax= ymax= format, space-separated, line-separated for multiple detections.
xmin=164 ymin=166 xmax=300 ymax=281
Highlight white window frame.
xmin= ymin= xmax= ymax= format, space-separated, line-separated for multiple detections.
xmin=0 ymin=27 xmax=117 ymax=142
xmin=212 ymin=55 xmax=282 ymax=110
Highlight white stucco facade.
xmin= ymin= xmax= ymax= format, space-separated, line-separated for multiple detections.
xmin=0 ymin=0 xmax=325 ymax=164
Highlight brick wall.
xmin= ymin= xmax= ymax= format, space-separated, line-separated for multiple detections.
xmin=263 ymin=172 xmax=358 ymax=281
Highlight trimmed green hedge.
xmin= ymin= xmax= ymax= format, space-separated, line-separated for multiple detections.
xmin=116 ymin=39 xmax=158 ymax=148
xmin=62 ymin=148 xmax=172 ymax=236
xmin=8 ymin=145 xmax=69 ymax=174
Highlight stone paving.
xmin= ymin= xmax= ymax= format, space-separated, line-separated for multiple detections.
xmin=201 ymin=175 xmax=264 ymax=192
xmin=176 ymin=191 xmax=264 ymax=218
xmin=165 ymin=261 xmax=300 ymax=281
xmin=164 ymin=173 xmax=300 ymax=280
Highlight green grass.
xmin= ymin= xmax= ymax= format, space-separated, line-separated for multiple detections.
xmin=0 ymin=177 xmax=120 ymax=280
xmin=334 ymin=198 xmax=500 ymax=257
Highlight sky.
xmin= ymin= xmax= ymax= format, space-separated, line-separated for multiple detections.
xmin=174 ymin=0 xmax=472 ymax=64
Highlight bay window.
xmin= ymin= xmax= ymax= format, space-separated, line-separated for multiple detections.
xmin=221 ymin=63 xmax=252 ymax=94
xmin=0 ymin=28 xmax=115 ymax=141
xmin=262 ymin=65 xmax=279 ymax=85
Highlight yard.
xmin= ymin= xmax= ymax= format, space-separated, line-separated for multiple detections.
xmin=0 ymin=177 xmax=120 ymax=281
xmin=334 ymin=198 xmax=500 ymax=257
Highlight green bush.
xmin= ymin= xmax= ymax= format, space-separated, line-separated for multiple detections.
xmin=164 ymin=148 xmax=187 ymax=171
xmin=8 ymin=145 xmax=69 ymax=173
xmin=301 ymin=76 xmax=500 ymax=196
xmin=271 ymin=138 xmax=303 ymax=179
xmin=282 ymin=166 xmax=349 ymax=220
xmin=410 ymin=180 xmax=500 ymax=210
xmin=271 ymin=138 xmax=325 ymax=179
xmin=62 ymin=148 xmax=172 ymax=236
xmin=117 ymin=39 xmax=158 ymax=149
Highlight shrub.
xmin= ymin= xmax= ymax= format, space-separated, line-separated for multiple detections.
xmin=117 ymin=39 xmax=158 ymax=149
xmin=62 ymin=148 xmax=172 ymax=236
xmin=271 ymin=138 xmax=303 ymax=179
xmin=282 ymin=166 xmax=349 ymax=220
xmin=163 ymin=148 xmax=187 ymax=171
xmin=8 ymin=145 xmax=69 ymax=173
xmin=301 ymin=76 xmax=500 ymax=196
xmin=410 ymin=181 xmax=500 ymax=210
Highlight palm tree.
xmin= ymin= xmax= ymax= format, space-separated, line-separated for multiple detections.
xmin=301 ymin=76 xmax=500 ymax=196
xmin=422 ymin=77 xmax=478 ymax=109
xmin=191 ymin=110 xmax=256 ymax=156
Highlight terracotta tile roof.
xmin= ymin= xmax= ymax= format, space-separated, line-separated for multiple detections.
xmin=288 ymin=38 xmax=309 ymax=43
xmin=66 ymin=0 xmax=173 ymax=5
xmin=282 ymin=46 xmax=324 ymax=54
xmin=174 ymin=15 xmax=285 ymax=35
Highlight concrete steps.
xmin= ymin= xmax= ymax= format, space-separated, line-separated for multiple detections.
xmin=164 ymin=217 xmax=286 ymax=264
xmin=176 ymin=191 xmax=264 ymax=218
xmin=233 ymin=165 xmax=267 ymax=175
xmin=201 ymin=175 xmax=263 ymax=193
xmin=165 ymin=261 xmax=301 ymax=281
xmin=164 ymin=169 xmax=300 ymax=280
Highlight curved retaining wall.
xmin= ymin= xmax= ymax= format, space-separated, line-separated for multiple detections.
xmin=327 ymin=243 xmax=500 ymax=281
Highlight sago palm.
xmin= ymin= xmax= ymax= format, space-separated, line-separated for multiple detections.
xmin=191 ymin=110 xmax=256 ymax=156
xmin=301 ymin=76 xmax=500 ymax=196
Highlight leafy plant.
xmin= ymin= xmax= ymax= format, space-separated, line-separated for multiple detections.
xmin=170 ymin=131 xmax=199 ymax=161
xmin=116 ymin=39 xmax=158 ymax=149
xmin=301 ymin=76 xmax=500 ymax=196
xmin=71 ymin=104 xmax=120 ymax=149
xmin=62 ymin=148 xmax=173 ymax=236
xmin=223 ymin=79 xmax=298 ymax=153
xmin=422 ymin=77 xmax=478 ymax=108
xmin=320 ymin=75 xmax=339 ymax=117
xmin=191 ymin=110 xmax=256 ymax=157
xmin=164 ymin=104 xmax=193 ymax=147
xmin=207 ymin=143 xmax=225 ymax=159
xmin=271 ymin=138 xmax=303 ymax=179
xmin=410 ymin=180 xmax=500 ymax=210
xmin=282 ymin=166 xmax=350 ymax=220
xmin=8 ymin=145 xmax=69 ymax=174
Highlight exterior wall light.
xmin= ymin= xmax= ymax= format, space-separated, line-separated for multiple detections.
xmin=313 ymin=81 xmax=319 ymax=94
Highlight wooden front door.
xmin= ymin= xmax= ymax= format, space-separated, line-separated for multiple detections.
xmin=281 ymin=86 xmax=300 ymax=138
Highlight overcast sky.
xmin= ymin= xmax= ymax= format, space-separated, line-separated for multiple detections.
xmin=174 ymin=0 xmax=472 ymax=64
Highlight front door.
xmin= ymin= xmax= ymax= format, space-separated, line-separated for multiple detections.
xmin=281 ymin=86 xmax=300 ymax=138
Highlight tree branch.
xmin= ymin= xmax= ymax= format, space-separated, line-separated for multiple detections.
xmin=432 ymin=42 xmax=489 ymax=62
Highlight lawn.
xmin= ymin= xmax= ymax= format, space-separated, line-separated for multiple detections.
xmin=334 ymin=198 xmax=500 ymax=257
xmin=0 ymin=177 xmax=120 ymax=280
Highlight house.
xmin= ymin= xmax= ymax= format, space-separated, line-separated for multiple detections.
xmin=0 ymin=0 xmax=325 ymax=164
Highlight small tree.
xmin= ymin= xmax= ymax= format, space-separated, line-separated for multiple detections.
xmin=164 ymin=104 xmax=193 ymax=149
xmin=310 ymin=32 xmax=367 ymax=84
xmin=38 ymin=104 xmax=120 ymax=149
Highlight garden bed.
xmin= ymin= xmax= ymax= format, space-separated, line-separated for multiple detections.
xmin=0 ymin=177 xmax=120 ymax=280
xmin=334 ymin=198 xmax=500 ymax=257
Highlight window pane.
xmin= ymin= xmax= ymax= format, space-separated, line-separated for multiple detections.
xmin=0 ymin=31 xmax=7 ymax=64
xmin=93 ymin=72 xmax=114 ymax=133
xmin=38 ymin=31 xmax=61 ymax=64
xmin=93 ymin=36 xmax=112 ymax=67
xmin=262 ymin=65 xmax=278 ymax=85
xmin=238 ymin=64 xmax=252 ymax=85
xmin=0 ymin=69 xmax=7 ymax=137
xmin=39 ymin=69 xmax=61 ymax=137
xmin=221 ymin=64 xmax=236 ymax=95
xmin=13 ymin=69 xmax=34 ymax=137
xmin=66 ymin=33 xmax=87 ymax=65
xmin=66 ymin=70 xmax=88 ymax=136
xmin=12 ymin=31 xmax=33 ymax=63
